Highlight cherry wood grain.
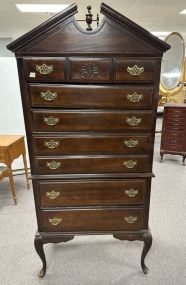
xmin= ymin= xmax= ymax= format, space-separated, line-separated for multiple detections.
xmin=23 ymin=58 xmax=65 ymax=82
xmin=41 ymin=208 xmax=144 ymax=232
xmin=32 ymin=110 xmax=153 ymax=132
xmin=160 ymin=104 xmax=186 ymax=164
xmin=29 ymin=84 xmax=154 ymax=109
xmin=35 ymin=155 xmax=150 ymax=174
xmin=38 ymin=179 xmax=146 ymax=207
xmin=33 ymin=134 xmax=152 ymax=155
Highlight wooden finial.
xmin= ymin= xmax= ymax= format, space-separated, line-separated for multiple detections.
xmin=86 ymin=5 xmax=93 ymax=31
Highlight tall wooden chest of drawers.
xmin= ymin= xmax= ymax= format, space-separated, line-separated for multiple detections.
xmin=7 ymin=3 xmax=169 ymax=277
xmin=160 ymin=103 xmax=186 ymax=164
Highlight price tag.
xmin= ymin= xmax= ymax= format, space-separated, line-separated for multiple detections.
xmin=29 ymin=72 xmax=36 ymax=78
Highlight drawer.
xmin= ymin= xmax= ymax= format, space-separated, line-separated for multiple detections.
xmin=38 ymin=179 xmax=146 ymax=207
xmin=164 ymin=137 xmax=184 ymax=147
xmin=167 ymin=109 xmax=186 ymax=115
xmin=23 ymin=58 xmax=65 ymax=82
xmin=32 ymin=110 xmax=154 ymax=132
xmin=41 ymin=208 xmax=144 ymax=232
xmin=166 ymin=122 xmax=185 ymax=132
xmin=69 ymin=58 xmax=110 ymax=82
xmin=163 ymin=144 xmax=184 ymax=152
xmin=163 ymin=130 xmax=184 ymax=138
xmin=115 ymin=59 xmax=155 ymax=82
xmin=167 ymin=115 xmax=185 ymax=123
xmin=33 ymin=134 xmax=151 ymax=155
xmin=34 ymin=155 xmax=150 ymax=174
xmin=29 ymin=84 xmax=154 ymax=109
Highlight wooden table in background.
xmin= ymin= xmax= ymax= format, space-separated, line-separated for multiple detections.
xmin=0 ymin=135 xmax=29 ymax=204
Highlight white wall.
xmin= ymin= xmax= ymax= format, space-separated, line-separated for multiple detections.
xmin=0 ymin=57 xmax=30 ymax=170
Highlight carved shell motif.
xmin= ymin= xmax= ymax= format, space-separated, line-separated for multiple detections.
xmin=80 ymin=63 xmax=100 ymax=79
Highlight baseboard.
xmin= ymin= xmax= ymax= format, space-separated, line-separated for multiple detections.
xmin=12 ymin=168 xmax=31 ymax=176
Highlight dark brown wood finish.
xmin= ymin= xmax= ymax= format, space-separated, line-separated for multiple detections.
xmin=41 ymin=208 xmax=144 ymax=232
xmin=115 ymin=58 xmax=156 ymax=82
xmin=38 ymin=179 xmax=147 ymax=207
xmin=7 ymin=2 xmax=169 ymax=278
xmin=33 ymin=133 xmax=152 ymax=155
xmin=160 ymin=103 xmax=186 ymax=164
xmin=23 ymin=58 xmax=65 ymax=82
xmin=34 ymin=155 xmax=150 ymax=174
xmin=29 ymin=84 xmax=155 ymax=109
xmin=32 ymin=110 xmax=154 ymax=132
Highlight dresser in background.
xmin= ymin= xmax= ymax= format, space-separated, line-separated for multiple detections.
xmin=7 ymin=3 xmax=169 ymax=277
xmin=160 ymin=103 xmax=186 ymax=164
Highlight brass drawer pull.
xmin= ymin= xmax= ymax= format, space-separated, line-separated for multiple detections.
xmin=124 ymin=216 xmax=137 ymax=224
xmin=44 ymin=116 xmax=59 ymax=126
xmin=46 ymin=191 xmax=60 ymax=200
xmin=127 ymin=92 xmax=143 ymax=103
xmin=127 ymin=65 xmax=144 ymax=76
xmin=36 ymin=63 xmax=53 ymax=75
xmin=123 ymin=160 xmax=137 ymax=169
xmin=49 ymin=217 xmax=62 ymax=226
xmin=124 ymin=139 xmax=139 ymax=148
xmin=44 ymin=139 xmax=60 ymax=149
xmin=46 ymin=161 xmax=61 ymax=170
xmin=126 ymin=116 xmax=142 ymax=126
xmin=40 ymin=90 xmax=57 ymax=101
xmin=125 ymin=189 xmax=139 ymax=198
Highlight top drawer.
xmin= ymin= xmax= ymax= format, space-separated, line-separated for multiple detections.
xmin=23 ymin=57 xmax=156 ymax=83
xmin=23 ymin=58 xmax=65 ymax=82
xmin=115 ymin=59 xmax=155 ymax=82
xmin=69 ymin=58 xmax=110 ymax=82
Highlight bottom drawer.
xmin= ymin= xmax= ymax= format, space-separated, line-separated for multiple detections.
xmin=164 ymin=144 xmax=183 ymax=152
xmin=41 ymin=208 xmax=144 ymax=232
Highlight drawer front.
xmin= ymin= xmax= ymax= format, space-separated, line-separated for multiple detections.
xmin=29 ymin=84 xmax=154 ymax=109
xmin=163 ymin=144 xmax=184 ymax=152
xmin=163 ymin=139 xmax=184 ymax=152
xmin=167 ymin=108 xmax=186 ymax=115
xmin=33 ymin=134 xmax=151 ymax=155
xmin=38 ymin=179 xmax=146 ymax=207
xmin=41 ymin=208 xmax=144 ymax=232
xmin=164 ymin=137 xmax=184 ymax=147
xmin=167 ymin=114 xmax=185 ymax=123
xmin=115 ymin=59 xmax=155 ymax=82
xmin=69 ymin=58 xmax=110 ymax=82
xmin=23 ymin=58 xmax=65 ymax=82
xmin=32 ymin=110 xmax=153 ymax=132
xmin=163 ymin=130 xmax=184 ymax=138
xmin=165 ymin=122 xmax=185 ymax=132
xmin=35 ymin=155 xmax=149 ymax=174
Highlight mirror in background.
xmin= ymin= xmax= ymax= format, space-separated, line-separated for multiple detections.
xmin=159 ymin=32 xmax=185 ymax=106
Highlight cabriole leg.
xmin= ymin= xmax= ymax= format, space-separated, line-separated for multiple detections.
xmin=160 ymin=152 xmax=164 ymax=162
xmin=34 ymin=233 xmax=46 ymax=278
xmin=182 ymin=156 xmax=185 ymax=165
xmin=141 ymin=230 xmax=152 ymax=274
